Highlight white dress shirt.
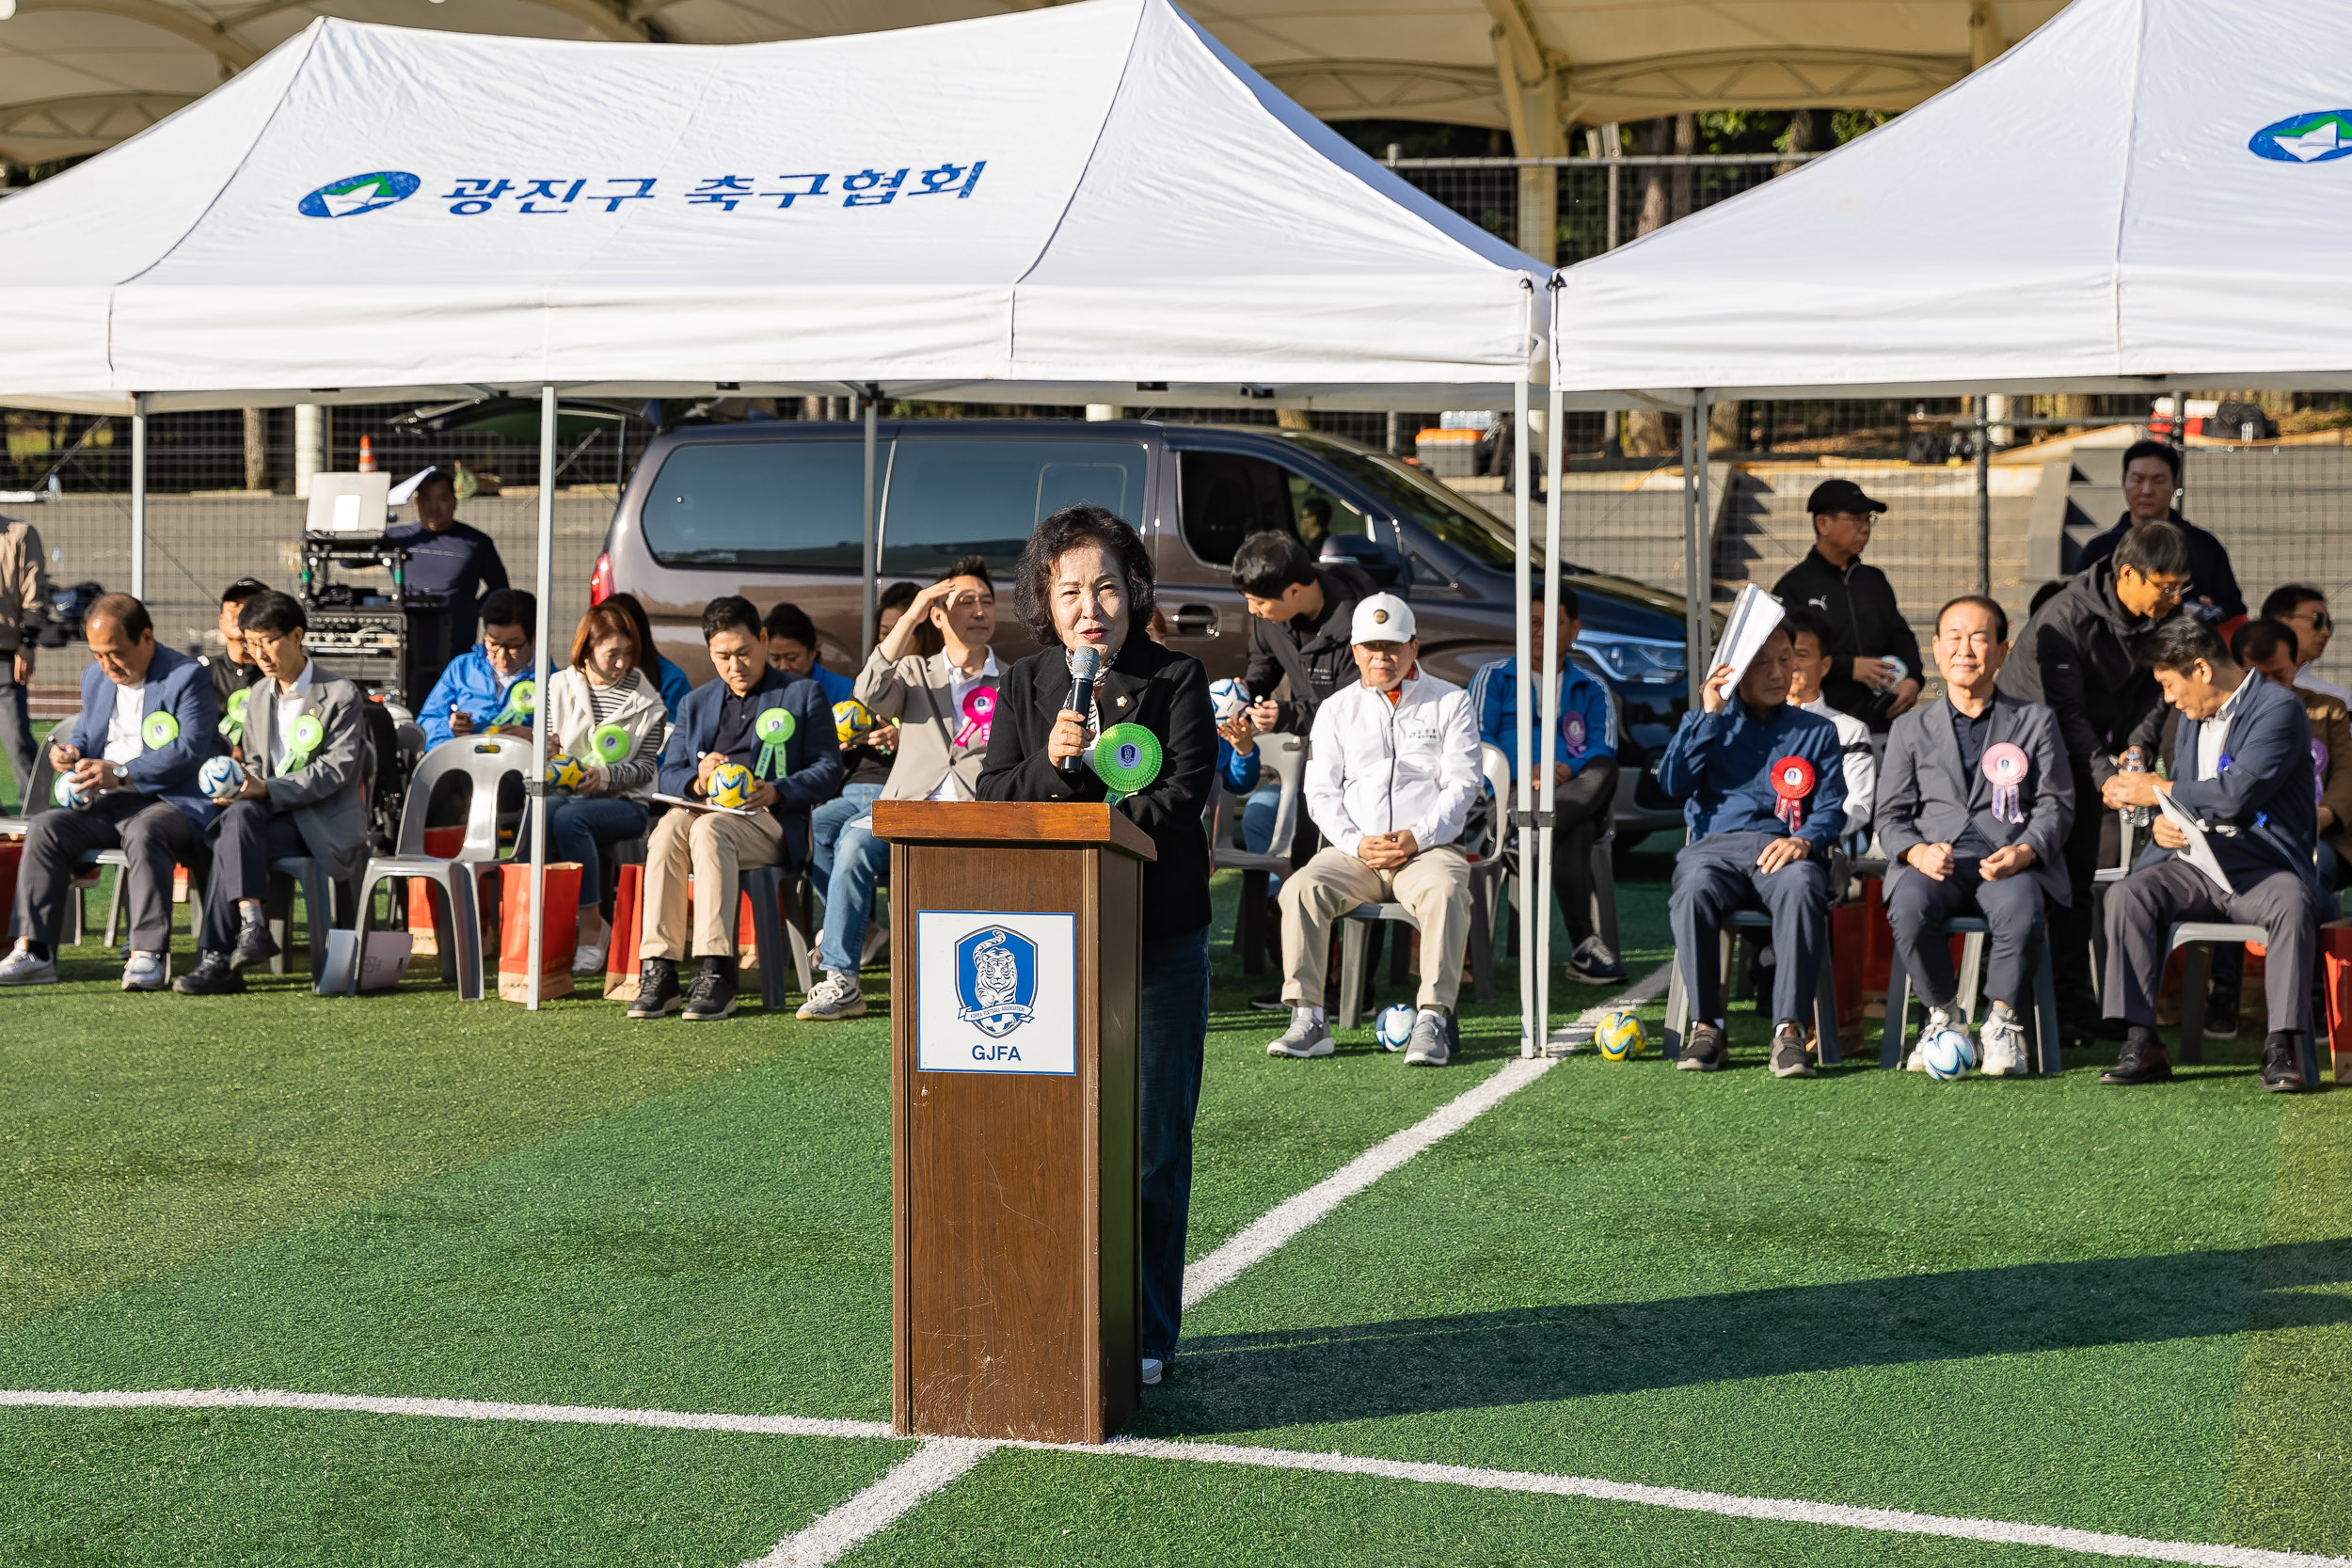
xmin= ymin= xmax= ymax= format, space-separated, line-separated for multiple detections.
xmin=271 ymin=659 xmax=317 ymax=773
xmin=2195 ymin=673 xmax=2255 ymax=784
xmin=925 ymin=650 xmax=1000 ymax=802
xmin=102 ymin=681 xmax=147 ymax=764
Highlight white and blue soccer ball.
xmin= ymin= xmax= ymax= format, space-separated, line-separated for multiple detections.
xmin=199 ymin=755 xmax=245 ymax=800
xmin=1374 ymin=1003 xmax=1417 ymax=1053
xmin=1920 ymin=1025 xmax=1976 ymax=1081
xmin=51 ymin=772 xmax=86 ymax=810
xmin=1209 ymin=677 xmax=1250 ymax=725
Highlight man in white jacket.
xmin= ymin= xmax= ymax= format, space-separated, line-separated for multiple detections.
xmin=1268 ymin=594 xmax=1481 ymax=1067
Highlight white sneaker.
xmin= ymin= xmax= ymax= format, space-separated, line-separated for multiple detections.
xmin=797 ymin=971 xmax=866 ymax=1022
xmin=0 ymin=945 xmax=56 ymax=986
xmin=1405 ymin=1008 xmax=1452 ymax=1066
xmin=571 ymin=941 xmax=608 ymax=976
xmin=1141 ymin=1357 xmax=1164 ymax=1386
xmin=1266 ymin=1007 xmax=1333 ymax=1058
xmin=120 ymin=950 xmax=167 ymax=991
xmin=1979 ymin=1006 xmax=2026 ymax=1076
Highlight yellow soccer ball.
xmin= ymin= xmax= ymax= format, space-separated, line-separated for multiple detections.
xmin=834 ymin=698 xmax=876 ymax=745
xmin=544 ymin=752 xmax=586 ymax=792
xmin=1595 ymin=1009 xmax=1646 ymax=1062
xmin=707 ymin=762 xmax=755 ymax=810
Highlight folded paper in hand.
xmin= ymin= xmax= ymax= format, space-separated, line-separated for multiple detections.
xmin=2155 ymin=789 xmax=2234 ymax=895
xmin=1707 ymin=584 xmax=1787 ymax=694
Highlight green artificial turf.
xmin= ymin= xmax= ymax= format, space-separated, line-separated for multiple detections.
xmin=3 ymin=846 xmax=2345 ymax=1567
xmin=0 ymin=1405 xmax=909 ymax=1567
xmin=849 ymin=1447 xmax=2114 ymax=1568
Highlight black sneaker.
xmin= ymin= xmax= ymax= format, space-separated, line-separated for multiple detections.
xmin=682 ymin=958 xmax=739 ymax=1022
xmin=627 ymin=958 xmax=682 ymax=1020
xmin=1769 ymin=1020 xmax=1817 ymax=1078
xmin=1677 ymin=1021 xmax=1726 ymax=1071
xmin=227 ymin=907 xmax=278 ymax=973
xmin=2099 ymin=1028 xmax=2173 ymax=1085
xmin=2261 ymin=1033 xmax=2308 ymax=1093
xmin=171 ymin=950 xmax=246 ymax=996
xmin=2204 ymin=999 xmax=2241 ymax=1042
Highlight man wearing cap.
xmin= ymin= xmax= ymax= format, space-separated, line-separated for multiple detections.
xmin=1659 ymin=623 xmax=1848 ymax=1077
xmin=1771 ymin=479 xmax=1922 ymax=732
xmin=1266 ymin=594 xmax=1481 ymax=1067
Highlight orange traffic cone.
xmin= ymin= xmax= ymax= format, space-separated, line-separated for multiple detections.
xmin=357 ymin=436 xmax=375 ymax=472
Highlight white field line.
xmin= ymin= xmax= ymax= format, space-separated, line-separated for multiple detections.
xmin=744 ymin=1438 xmax=994 ymax=1568
xmin=0 ymin=1386 xmax=892 ymax=1439
xmin=1181 ymin=959 xmax=1672 ymax=1308
xmin=4 ymin=1385 xmax=2336 ymax=1568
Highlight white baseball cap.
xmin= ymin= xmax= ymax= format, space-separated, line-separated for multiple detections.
xmin=1350 ymin=593 xmax=1417 ymax=644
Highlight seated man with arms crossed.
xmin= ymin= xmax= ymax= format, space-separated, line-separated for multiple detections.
xmin=1660 ymin=625 xmax=1847 ymax=1077
xmin=1876 ymin=595 xmax=2074 ymax=1076
xmin=0 ymin=594 xmax=216 ymax=990
xmin=176 ymin=592 xmax=370 ymax=994
xmin=629 ymin=595 xmax=841 ymax=1023
xmin=1266 ymin=594 xmax=1480 ymax=1067
xmin=2099 ymin=617 xmax=2322 ymax=1092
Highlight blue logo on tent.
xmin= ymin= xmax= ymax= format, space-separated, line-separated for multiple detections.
xmin=2249 ymin=111 xmax=2352 ymax=164
xmin=955 ymin=925 xmax=1037 ymax=1038
xmin=297 ymin=170 xmax=421 ymax=217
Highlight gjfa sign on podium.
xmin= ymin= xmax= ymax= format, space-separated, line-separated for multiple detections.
xmin=914 ymin=911 xmax=1079 ymax=1075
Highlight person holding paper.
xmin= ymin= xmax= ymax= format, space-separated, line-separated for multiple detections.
xmin=1771 ymin=479 xmax=1922 ymax=731
xmin=2098 ymin=618 xmax=2319 ymax=1091
xmin=1659 ymin=624 xmax=1848 ymax=1078
xmin=628 ymin=595 xmax=841 ymax=1023
xmin=1876 ymin=595 xmax=2074 ymax=1076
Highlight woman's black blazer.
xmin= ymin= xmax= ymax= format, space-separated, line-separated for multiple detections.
xmin=976 ymin=633 xmax=1216 ymax=941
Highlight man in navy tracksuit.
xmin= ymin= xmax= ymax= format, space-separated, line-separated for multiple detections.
xmin=1658 ymin=623 xmax=1848 ymax=1078
xmin=2099 ymin=617 xmax=2321 ymax=1091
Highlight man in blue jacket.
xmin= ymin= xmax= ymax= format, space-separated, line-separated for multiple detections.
xmin=416 ymin=588 xmax=537 ymax=749
xmin=1658 ymin=623 xmax=1847 ymax=1077
xmin=1468 ymin=581 xmax=1623 ymax=984
xmin=0 ymin=594 xmax=217 ymax=990
xmin=629 ymin=595 xmax=842 ymax=1022
xmin=2100 ymin=617 xmax=2320 ymax=1091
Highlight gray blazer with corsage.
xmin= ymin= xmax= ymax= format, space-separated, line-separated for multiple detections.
xmin=237 ymin=666 xmax=373 ymax=881
xmin=1877 ymin=690 xmax=2074 ymax=906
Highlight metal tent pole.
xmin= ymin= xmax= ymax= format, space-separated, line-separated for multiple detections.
xmin=1974 ymin=400 xmax=1992 ymax=597
xmin=861 ymin=386 xmax=880 ymax=652
xmin=130 ymin=397 xmax=147 ymax=600
xmin=525 ymin=385 xmax=556 ymax=1011
xmin=1512 ymin=372 xmax=1534 ymax=1058
xmin=1535 ymin=373 xmax=1565 ymax=1051
xmin=1681 ymin=401 xmax=1703 ymax=687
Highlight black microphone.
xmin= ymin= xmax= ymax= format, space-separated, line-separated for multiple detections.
xmin=1059 ymin=644 xmax=1102 ymax=776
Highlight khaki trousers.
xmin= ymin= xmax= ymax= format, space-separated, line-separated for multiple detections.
xmin=1279 ymin=844 xmax=1473 ymax=1011
xmin=639 ymin=806 xmax=786 ymax=960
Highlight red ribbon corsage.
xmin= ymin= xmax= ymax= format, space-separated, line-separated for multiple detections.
xmin=1770 ymin=754 xmax=1815 ymax=833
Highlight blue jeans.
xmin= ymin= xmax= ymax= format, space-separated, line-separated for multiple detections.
xmin=1138 ymin=925 xmax=1210 ymax=1364
xmin=811 ymin=783 xmax=884 ymax=889
xmin=818 ymin=790 xmax=891 ymax=974
xmin=544 ymin=797 xmax=650 ymax=909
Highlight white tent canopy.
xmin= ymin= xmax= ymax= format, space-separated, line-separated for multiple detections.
xmin=1551 ymin=0 xmax=2352 ymax=403
xmin=0 ymin=0 xmax=1547 ymax=412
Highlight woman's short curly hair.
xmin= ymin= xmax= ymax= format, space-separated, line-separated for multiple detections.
xmin=1012 ymin=504 xmax=1157 ymax=647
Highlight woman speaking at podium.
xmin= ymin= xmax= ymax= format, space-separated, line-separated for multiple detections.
xmin=978 ymin=504 xmax=1216 ymax=1390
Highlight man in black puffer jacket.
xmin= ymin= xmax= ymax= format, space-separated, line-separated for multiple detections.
xmin=1996 ymin=522 xmax=2191 ymax=1042
xmin=1234 ymin=531 xmax=1379 ymax=740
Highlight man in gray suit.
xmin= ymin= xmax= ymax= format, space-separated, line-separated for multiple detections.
xmin=176 ymin=590 xmax=370 ymax=995
xmin=1877 ymin=595 xmax=2074 ymax=1075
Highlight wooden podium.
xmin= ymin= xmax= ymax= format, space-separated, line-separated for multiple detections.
xmin=874 ymin=800 xmax=1155 ymax=1444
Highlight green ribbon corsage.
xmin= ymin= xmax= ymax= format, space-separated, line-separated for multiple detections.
xmin=141 ymin=711 xmax=179 ymax=750
xmin=491 ymin=678 xmax=536 ymax=728
xmin=754 ymin=706 xmax=795 ymax=781
xmin=282 ymin=714 xmax=325 ymax=772
xmin=590 ymin=722 xmax=633 ymax=766
xmin=1089 ymin=722 xmax=1163 ymax=807
xmin=218 ymin=688 xmax=249 ymax=745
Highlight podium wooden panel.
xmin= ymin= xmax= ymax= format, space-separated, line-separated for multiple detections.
xmin=877 ymin=800 xmax=1155 ymax=1444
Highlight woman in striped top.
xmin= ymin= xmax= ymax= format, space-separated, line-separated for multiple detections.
xmin=544 ymin=603 xmax=671 ymax=974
